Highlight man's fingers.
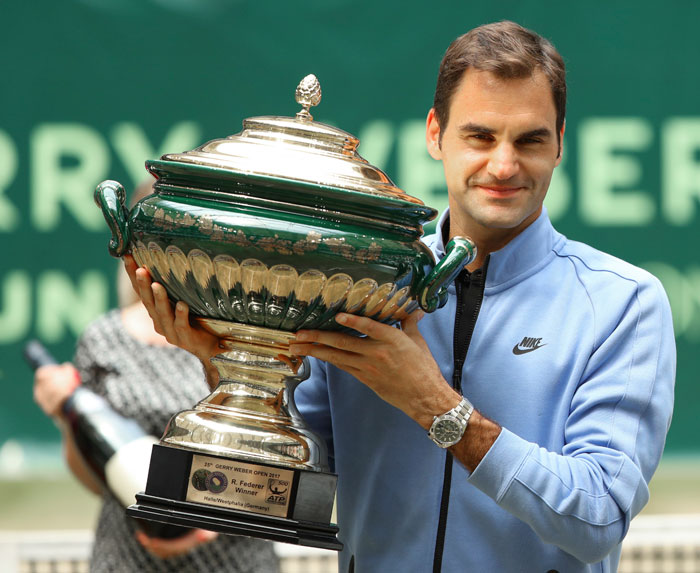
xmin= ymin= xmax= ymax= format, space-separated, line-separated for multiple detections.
xmin=125 ymin=257 xmax=221 ymax=364
xmin=291 ymin=313 xmax=406 ymax=363
xmin=133 ymin=265 xmax=175 ymax=341
xmin=123 ymin=255 xmax=140 ymax=293
xmin=130 ymin=262 xmax=186 ymax=346
xmin=151 ymin=283 xmax=178 ymax=342
xmin=290 ymin=341 xmax=362 ymax=370
xmin=334 ymin=313 xmax=396 ymax=341
xmin=134 ymin=267 xmax=157 ymax=310
xmin=172 ymin=300 xmax=222 ymax=360
xmin=401 ymin=310 xmax=429 ymax=350
xmin=173 ymin=300 xmax=195 ymax=346
xmin=402 ymin=310 xmax=425 ymax=331
xmin=173 ymin=301 xmax=190 ymax=328
xmin=294 ymin=329 xmax=353 ymax=351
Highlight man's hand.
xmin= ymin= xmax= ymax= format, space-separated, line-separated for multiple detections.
xmin=34 ymin=363 xmax=81 ymax=418
xmin=289 ymin=312 xmax=501 ymax=470
xmin=289 ymin=312 xmax=461 ymax=430
xmin=123 ymin=255 xmax=222 ymax=383
xmin=135 ymin=528 xmax=218 ymax=560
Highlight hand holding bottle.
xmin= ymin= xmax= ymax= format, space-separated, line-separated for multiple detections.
xmin=33 ymin=363 xmax=81 ymax=418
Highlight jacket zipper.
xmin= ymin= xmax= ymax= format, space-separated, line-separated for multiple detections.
xmin=432 ymin=258 xmax=489 ymax=572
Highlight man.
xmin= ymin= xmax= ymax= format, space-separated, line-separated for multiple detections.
xmin=128 ymin=21 xmax=675 ymax=572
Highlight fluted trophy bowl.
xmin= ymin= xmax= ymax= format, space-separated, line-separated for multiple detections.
xmin=94 ymin=75 xmax=475 ymax=548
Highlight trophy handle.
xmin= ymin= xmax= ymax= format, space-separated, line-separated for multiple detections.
xmin=417 ymin=236 xmax=477 ymax=312
xmin=94 ymin=180 xmax=131 ymax=258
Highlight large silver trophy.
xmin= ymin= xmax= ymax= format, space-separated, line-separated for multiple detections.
xmin=95 ymin=75 xmax=475 ymax=549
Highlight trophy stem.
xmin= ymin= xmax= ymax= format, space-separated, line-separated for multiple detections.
xmin=160 ymin=322 xmax=330 ymax=472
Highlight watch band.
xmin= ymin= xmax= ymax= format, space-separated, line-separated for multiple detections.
xmin=428 ymin=396 xmax=474 ymax=448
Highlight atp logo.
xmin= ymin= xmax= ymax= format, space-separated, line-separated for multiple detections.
xmin=266 ymin=479 xmax=290 ymax=506
xmin=513 ymin=336 xmax=547 ymax=355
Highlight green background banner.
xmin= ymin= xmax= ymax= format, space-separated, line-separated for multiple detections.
xmin=1 ymin=1 xmax=698 ymax=458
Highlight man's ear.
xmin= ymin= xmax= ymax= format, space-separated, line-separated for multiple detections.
xmin=555 ymin=120 xmax=566 ymax=164
xmin=426 ymin=108 xmax=443 ymax=160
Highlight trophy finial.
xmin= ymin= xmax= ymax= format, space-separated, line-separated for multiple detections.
xmin=295 ymin=74 xmax=321 ymax=121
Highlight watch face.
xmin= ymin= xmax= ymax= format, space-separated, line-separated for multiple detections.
xmin=434 ymin=418 xmax=461 ymax=445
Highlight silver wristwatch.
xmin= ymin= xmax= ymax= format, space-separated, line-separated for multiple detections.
xmin=428 ymin=397 xmax=474 ymax=448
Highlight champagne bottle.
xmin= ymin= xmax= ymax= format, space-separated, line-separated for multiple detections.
xmin=24 ymin=339 xmax=189 ymax=539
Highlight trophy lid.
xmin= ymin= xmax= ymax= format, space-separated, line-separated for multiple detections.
xmin=149 ymin=75 xmax=431 ymax=216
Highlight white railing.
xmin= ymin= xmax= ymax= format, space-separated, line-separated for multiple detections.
xmin=1 ymin=514 xmax=699 ymax=573
xmin=0 ymin=531 xmax=337 ymax=573
xmin=618 ymin=514 xmax=700 ymax=573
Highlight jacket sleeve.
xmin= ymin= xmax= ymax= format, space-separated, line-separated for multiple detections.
xmin=467 ymin=273 xmax=676 ymax=563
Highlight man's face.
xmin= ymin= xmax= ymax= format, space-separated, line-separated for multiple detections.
xmin=426 ymin=68 xmax=563 ymax=244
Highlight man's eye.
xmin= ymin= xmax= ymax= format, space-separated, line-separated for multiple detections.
xmin=519 ymin=137 xmax=543 ymax=145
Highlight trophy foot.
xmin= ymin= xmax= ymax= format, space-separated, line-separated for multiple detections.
xmin=159 ymin=407 xmax=328 ymax=471
xmin=129 ymin=444 xmax=341 ymax=551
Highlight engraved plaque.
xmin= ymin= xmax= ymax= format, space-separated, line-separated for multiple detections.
xmin=186 ymin=455 xmax=294 ymax=518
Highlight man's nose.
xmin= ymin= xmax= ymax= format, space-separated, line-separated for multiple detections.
xmin=487 ymin=143 xmax=519 ymax=180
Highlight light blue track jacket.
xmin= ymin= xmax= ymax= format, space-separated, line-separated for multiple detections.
xmin=295 ymin=209 xmax=676 ymax=572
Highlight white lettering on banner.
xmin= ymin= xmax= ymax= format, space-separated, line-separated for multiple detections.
xmin=662 ymin=118 xmax=700 ymax=225
xmin=0 ymin=271 xmax=31 ymax=343
xmin=110 ymin=121 xmax=202 ymax=189
xmin=36 ymin=271 xmax=108 ymax=342
xmin=579 ymin=118 xmax=655 ymax=226
xmin=357 ymin=119 xmax=394 ymax=172
xmin=0 ymin=115 xmax=697 ymax=234
xmin=642 ymin=262 xmax=700 ymax=342
xmin=31 ymin=123 xmax=110 ymax=232
xmin=28 ymin=121 xmax=202 ymax=232
xmin=0 ymin=270 xmax=108 ymax=344
xmin=2 ymin=115 xmax=700 ymax=347
xmin=0 ymin=263 xmax=697 ymax=345
xmin=543 ymin=138 xmax=571 ymax=221
xmin=0 ymin=129 xmax=19 ymax=232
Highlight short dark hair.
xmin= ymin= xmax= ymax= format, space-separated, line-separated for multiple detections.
xmin=433 ymin=21 xmax=566 ymax=144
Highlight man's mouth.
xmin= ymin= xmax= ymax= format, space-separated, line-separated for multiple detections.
xmin=473 ymin=184 xmax=525 ymax=197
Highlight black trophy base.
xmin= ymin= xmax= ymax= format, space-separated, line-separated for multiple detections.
xmin=127 ymin=443 xmax=342 ymax=551
xmin=128 ymin=493 xmax=342 ymax=550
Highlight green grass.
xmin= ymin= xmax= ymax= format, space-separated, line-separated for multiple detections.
xmin=0 ymin=474 xmax=99 ymax=530
xmin=642 ymin=455 xmax=700 ymax=515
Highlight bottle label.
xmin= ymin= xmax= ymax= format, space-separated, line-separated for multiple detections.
xmin=104 ymin=435 xmax=159 ymax=507
xmin=186 ymin=455 xmax=294 ymax=518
